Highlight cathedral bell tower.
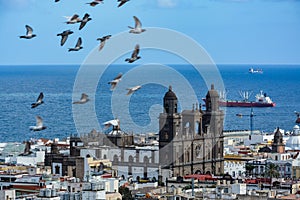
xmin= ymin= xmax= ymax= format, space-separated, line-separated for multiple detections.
xmin=159 ymin=86 xmax=181 ymax=170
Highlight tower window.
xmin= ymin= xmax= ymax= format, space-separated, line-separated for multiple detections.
xmin=175 ymin=104 xmax=178 ymax=113
xmin=164 ymin=132 xmax=169 ymax=140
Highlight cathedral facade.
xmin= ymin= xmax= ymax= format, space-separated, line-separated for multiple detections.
xmin=159 ymin=84 xmax=224 ymax=177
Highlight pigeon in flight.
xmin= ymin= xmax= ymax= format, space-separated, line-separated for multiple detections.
xmin=57 ymin=30 xmax=73 ymax=46
xmin=19 ymin=25 xmax=36 ymax=39
xmin=31 ymin=92 xmax=44 ymax=108
xmin=65 ymin=14 xmax=81 ymax=24
xmin=128 ymin=16 xmax=146 ymax=34
xmin=126 ymin=85 xmax=141 ymax=95
xmin=97 ymin=35 xmax=111 ymax=51
xmin=29 ymin=116 xmax=47 ymax=131
xmin=68 ymin=37 xmax=83 ymax=52
xmin=117 ymin=0 xmax=129 ymax=7
xmin=86 ymin=0 xmax=103 ymax=6
xmin=79 ymin=13 xmax=92 ymax=30
xmin=103 ymin=119 xmax=120 ymax=129
xmin=125 ymin=44 xmax=141 ymax=63
xmin=73 ymin=93 xmax=90 ymax=104
xmin=108 ymin=73 xmax=122 ymax=90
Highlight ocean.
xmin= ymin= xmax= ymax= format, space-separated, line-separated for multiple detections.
xmin=0 ymin=64 xmax=299 ymax=142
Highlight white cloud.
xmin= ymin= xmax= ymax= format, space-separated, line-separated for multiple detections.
xmin=157 ymin=0 xmax=177 ymax=8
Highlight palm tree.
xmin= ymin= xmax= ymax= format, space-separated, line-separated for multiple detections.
xmin=265 ymin=162 xmax=280 ymax=190
xmin=245 ymin=164 xmax=255 ymax=177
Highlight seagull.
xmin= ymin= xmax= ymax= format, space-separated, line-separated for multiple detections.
xmin=117 ymin=0 xmax=129 ymax=7
xmin=65 ymin=14 xmax=81 ymax=24
xmin=19 ymin=25 xmax=36 ymax=39
xmin=73 ymin=93 xmax=89 ymax=104
xmin=103 ymin=119 xmax=120 ymax=129
xmin=31 ymin=92 xmax=44 ymax=108
xmin=57 ymin=30 xmax=73 ymax=46
xmin=86 ymin=0 xmax=103 ymax=6
xmin=125 ymin=44 xmax=141 ymax=63
xmin=108 ymin=73 xmax=122 ymax=90
xmin=97 ymin=35 xmax=111 ymax=51
xmin=29 ymin=116 xmax=47 ymax=131
xmin=126 ymin=85 xmax=141 ymax=95
xmin=128 ymin=16 xmax=146 ymax=34
xmin=68 ymin=37 xmax=83 ymax=52
xmin=79 ymin=13 xmax=92 ymax=30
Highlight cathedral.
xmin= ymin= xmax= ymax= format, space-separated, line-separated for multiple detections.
xmin=159 ymin=84 xmax=224 ymax=177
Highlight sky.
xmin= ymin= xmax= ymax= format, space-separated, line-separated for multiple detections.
xmin=0 ymin=0 xmax=300 ymax=65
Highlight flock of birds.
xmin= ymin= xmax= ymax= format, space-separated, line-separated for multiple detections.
xmin=21 ymin=0 xmax=145 ymax=132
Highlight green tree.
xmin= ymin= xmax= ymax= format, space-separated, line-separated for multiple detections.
xmin=119 ymin=186 xmax=134 ymax=200
xmin=245 ymin=164 xmax=255 ymax=176
xmin=265 ymin=163 xmax=280 ymax=190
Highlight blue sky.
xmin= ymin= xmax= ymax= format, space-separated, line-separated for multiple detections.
xmin=1 ymin=0 xmax=300 ymax=65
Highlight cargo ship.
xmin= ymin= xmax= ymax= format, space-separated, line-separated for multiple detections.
xmin=203 ymin=90 xmax=276 ymax=107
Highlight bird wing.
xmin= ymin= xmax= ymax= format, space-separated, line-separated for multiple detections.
xmin=99 ymin=40 xmax=106 ymax=51
xmin=25 ymin=25 xmax=33 ymax=35
xmin=83 ymin=13 xmax=90 ymax=20
xmin=37 ymin=92 xmax=44 ymax=103
xmin=109 ymin=81 xmax=118 ymax=90
xmin=70 ymin=14 xmax=80 ymax=21
xmin=81 ymin=93 xmax=88 ymax=100
xmin=113 ymin=73 xmax=122 ymax=80
xmin=76 ymin=37 xmax=82 ymax=48
xmin=133 ymin=16 xmax=142 ymax=28
xmin=61 ymin=35 xmax=68 ymax=46
xmin=79 ymin=21 xmax=87 ymax=30
xmin=126 ymin=88 xmax=133 ymax=95
xmin=103 ymin=119 xmax=119 ymax=127
xmin=131 ymin=44 xmax=140 ymax=58
xmin=36 ymin=116 xmax=43 ymax=127
xmin=118 ymin=1 xmax=126 ymax=7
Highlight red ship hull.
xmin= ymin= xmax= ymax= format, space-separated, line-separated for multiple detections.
xmin=218 ymin=100 xmax=276 ymax=107
xmin=202 ymin=98 xmax=276 ymax=107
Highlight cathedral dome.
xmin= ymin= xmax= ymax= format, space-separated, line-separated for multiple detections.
xmin=286 ymin=135 xmax=300 ymax=150
xmin=164 ymin=86 xmax=177 ymax=100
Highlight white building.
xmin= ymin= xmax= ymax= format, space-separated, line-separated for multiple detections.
xmin=224 ymin=161 xmax=245 ymax=178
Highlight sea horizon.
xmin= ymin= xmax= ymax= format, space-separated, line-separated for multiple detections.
xmin=0 ymin=64 xmax=299 ymax=142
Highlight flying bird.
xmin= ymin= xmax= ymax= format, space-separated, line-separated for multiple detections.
xmin=31 ymin=92 xmax=44 ymax=108
xmin=108 ymin=73 xmax=122 ymax=90
xmin=73 ymin=93 xmax=89 ymax=104
xmin=79 ymin=13 xmax=92 ymax=30
xmin=55 ymin=0 xmax=60 ymax=2
xmin=117 ymin=0 xmax=129 ymax=7
xmin=103 ymin=119 xmax=120 ymax=129
xmin=126 ymin=85 xmax=141 ymax=95
xmin=125 ymin=44 xmax=141 ymax=63
xmin=19 ymin=25 xmax=36 ymax=39
xmin=29 ymin=116 xmax=47 ymax=131
xmin=128 ymin=16 xmax=146 ymax=34
xmin=86 ymin=0 xmax=103 ymax=6
xmin=68 ymin=37 xmax=83 ymax=52
xmin=57 ymin=30 xmax=73 ymax=46
xmin=97 ymin=35 xmax=111 ymax=51
xmin=65 ymin=14 xmax=81 ymax=24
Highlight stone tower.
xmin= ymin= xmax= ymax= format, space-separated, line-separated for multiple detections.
xmin=272 ymin=127 xmax=285 ymax=153
xmin=159 ymin=86 xmax=181 ymax=171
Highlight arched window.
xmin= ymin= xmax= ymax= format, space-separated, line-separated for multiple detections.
xmin=113 ymin=155 xmax=119 ymax=163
